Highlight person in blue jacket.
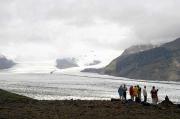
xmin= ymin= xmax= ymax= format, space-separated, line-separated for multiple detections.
xmin=118 ymin=85 xmax=123 ymax=100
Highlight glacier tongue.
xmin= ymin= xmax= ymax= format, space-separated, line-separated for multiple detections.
xmin=2 ymin=61 xmax=57 ymax=73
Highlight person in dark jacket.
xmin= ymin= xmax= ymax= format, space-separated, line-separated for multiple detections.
xmin=151 ymin=86 xmax=158 ymax=104
xmin=137 ymin=85 xmax=142 ymax=102
xmin=118 ymin=85 xmax=123 ymax=100
xmin=123 ymin=84 xmax=127 ymax=101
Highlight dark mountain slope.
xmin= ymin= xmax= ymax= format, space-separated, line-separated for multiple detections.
xmin=104 ymin=38 xmax=180 ymax=81
xmin=0 ymin=55 xmax=15 ymax=69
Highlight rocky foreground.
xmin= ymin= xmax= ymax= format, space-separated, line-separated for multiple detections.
xmin=0 ymin=89 xmax=180 ymax=119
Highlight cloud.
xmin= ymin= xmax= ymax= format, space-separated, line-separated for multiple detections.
xmin=0 ymin=0 xmax=180 ymax=61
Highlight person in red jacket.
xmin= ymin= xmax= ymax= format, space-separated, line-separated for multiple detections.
xmin=129 ymin=85 xmax=134 ymax=101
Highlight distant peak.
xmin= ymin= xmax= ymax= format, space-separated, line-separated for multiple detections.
xmin=122 ymin=44 xmax=156 ymax=56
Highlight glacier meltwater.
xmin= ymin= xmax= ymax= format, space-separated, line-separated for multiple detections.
xmin=0 ymin=71 xmax=180 ymax=103
xmin=0 ymin=61 xmax=179 ymax=103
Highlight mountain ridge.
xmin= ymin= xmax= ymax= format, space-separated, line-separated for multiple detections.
xmin=82 ymin=38 xmax=180 ymax=81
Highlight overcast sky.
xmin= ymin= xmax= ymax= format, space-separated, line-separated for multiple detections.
xmin=0 ymin=0 xmax=180 ymax=62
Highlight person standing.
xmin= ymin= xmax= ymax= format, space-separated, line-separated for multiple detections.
xmin=143 ymin=86 xmax=147 ymax=103
xmin=137 ymin=85 xmax=142 ymax=102
xmin=123 ymin=84 xmax=127 ymax=101
xmin=151 ymin=86 xmax=158 ymax=104
xmin=134 ymin=86 xmax=138 ymax=102
xmin=129 ymin=85 xmax=134 ymax=101
xmin=118 ymin=85 xmax=123 ymax=100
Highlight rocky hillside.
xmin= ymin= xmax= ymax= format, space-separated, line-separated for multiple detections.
xmin=104 ymin=44 xmax=156 ymax=75
xmin=103 ymin=38 xmax=180 ymax=81
xmin=0 ymin=55 xmax=15 ymax=69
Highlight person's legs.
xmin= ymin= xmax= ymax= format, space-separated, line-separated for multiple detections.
xmin=139 ymin=94 xmax=141 ymax=102
xmin=135 ymin=96 xmax=139 ymax=102
xmin=123 ymin=95 xmax=125 ymax=101
xmin=132 ymin=96 xmax=134 ymax=101
xmin=131 ymin=95 xmax=133 ymax=101
xmin=122 ymin=92 xmax=125 ymax=101
xmin=119 ymin=93 xmax=122 ymax=100
xmin=155 ymin=98 xmax=158 ymax=104
xmin=124 ymin=92 xmax=127 ymax=100
xmin=152 ymin=98 xmax=154 ymax=104
xmin=152 ymin=98 xmax=156 ymax=105
xmin=144 ymin=96 xmax=147 ymax=102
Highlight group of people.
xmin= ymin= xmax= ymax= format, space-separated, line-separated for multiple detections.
xmin=118 ymin=84 xmax=159 ymax=104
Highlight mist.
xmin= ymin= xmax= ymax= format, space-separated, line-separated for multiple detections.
xmin=1 ymin=0 xmax=180 ymax=63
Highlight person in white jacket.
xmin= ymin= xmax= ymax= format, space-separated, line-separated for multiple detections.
xmin=143 ymin=86 xmax=147 ymax=102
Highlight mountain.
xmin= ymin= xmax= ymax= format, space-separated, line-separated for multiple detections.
xmin=81 ymin=44 xmax=156 ymax=74
xmin=0 ymin=55 xmax=15 ymax=69
xmin=104 ymin=44 xmax=156 ymax=75
xmin=56 ymin=58 xmax=78 ymax=69
xmin=103 ymin=38 xmax=180 ymax=81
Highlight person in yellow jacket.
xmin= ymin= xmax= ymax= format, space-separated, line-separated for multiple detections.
xmin=133 ymin=86 xmax=138 ymax=98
